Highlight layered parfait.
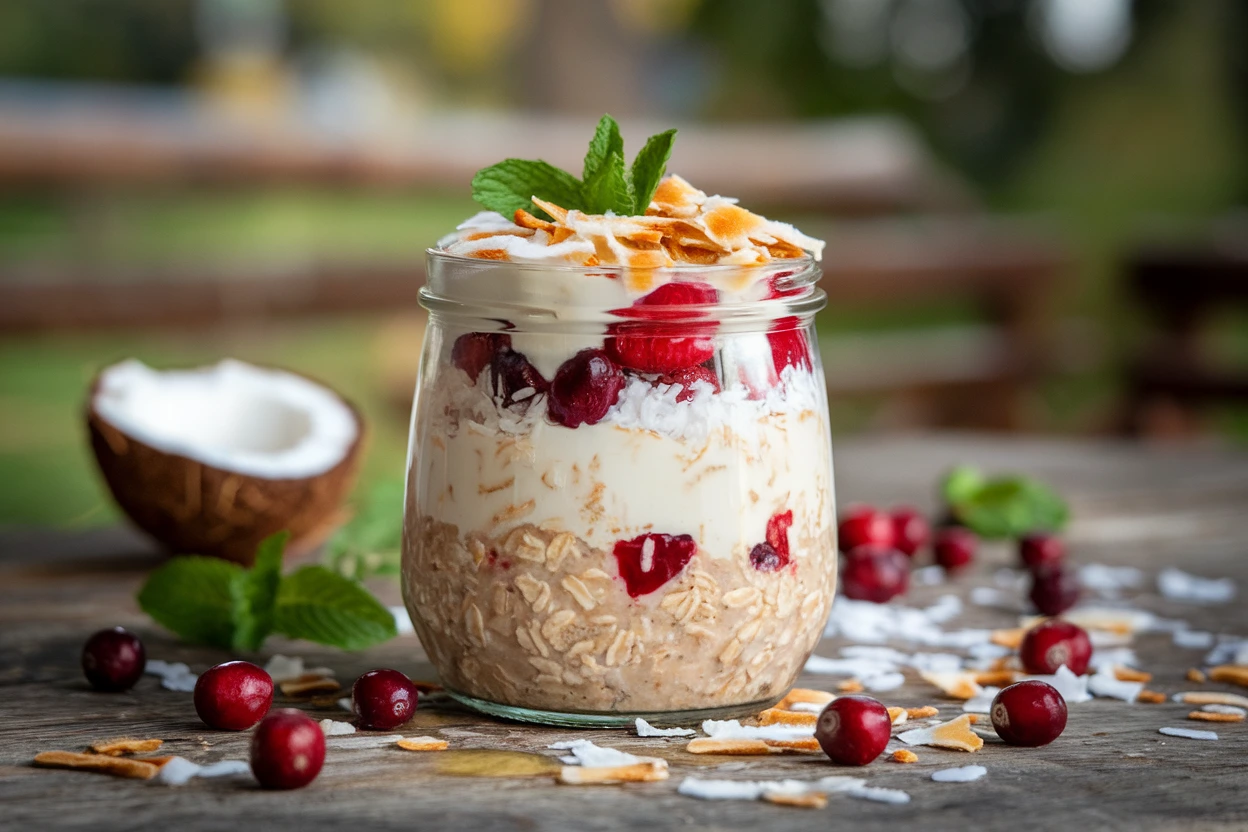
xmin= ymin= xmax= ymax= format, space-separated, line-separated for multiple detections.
xmin=402 ymin=118 xmax=836 ymax=721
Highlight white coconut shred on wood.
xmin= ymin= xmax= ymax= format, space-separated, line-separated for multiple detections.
xmin=1159 ymin=727 xmax=1219 ymax=741
xmin=635 ymin=718 xmax=695 ymax=738
xmin=548 ymin=740 xmax=639 ymax=767
xmin=932 ymin=765 xmax=988 ymax=783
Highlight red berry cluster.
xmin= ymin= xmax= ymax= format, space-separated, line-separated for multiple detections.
xmin=1020 ymin=533 xmax=1081 ymax=615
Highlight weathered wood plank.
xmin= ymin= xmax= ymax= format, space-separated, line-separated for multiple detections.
xmin=3 ymin=435 xmax=1248 ymax=831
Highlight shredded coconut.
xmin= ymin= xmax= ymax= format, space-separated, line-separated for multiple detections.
xmin=1022 ymin=665 xmax=1092 ymax=704
xmin=1202 ymin=704 xmax=1247 ymax=716
xmin=932 ymin=765 xmax=987 ymax=783
xmin=1173 ymin=630 xmax=1215 ymax=649
xmin=962 ymin=687 xmax=1001 ymax=714
xmin=1158 ymin=568 xmax=1236 ymax=604
xmin=549 ymin=740 xmax=640 ymax=767
xmin=1159 ymin=727 xmax=1218 ymax=741
xmin=701 ymin=719 xmax=813 ymax=741
xmin=262 ymin=655 xmax=334 ymax=684
xmin=154 ymin=757 xmax=251 ymax=786
xmin=1079 ymin=564 xmax=1145 ymax=598
xmin=635 ymin=718 xmax=695 ymax=738
xmin=1088 ymin=665 xmax=1144 ymax=702
xmin=144 ymin=660 xmax=198 ymax=692
xmin=325 ymin=733 xmax=403 ymax=749
xmin=320 ymin=719 xmax=356 ymax=736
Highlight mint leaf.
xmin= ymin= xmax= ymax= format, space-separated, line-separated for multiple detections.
xmin=137 ymin=556 xmax=245 ymax=649
xmin=629 ymin=128 xmax=677 ymax=213
xmin=233 ymin=531 xmax=287 ymax=651
xmin=471 ymin=159 xmax=583 ymax=220
xmin=944 ymin=470 xmax=1069 ymax=539
xmin=274 ymin=566 xmax=398 ymax=650
xmin=325 ymin=479 xmax=404 ymax=581
xmin=581 ymin=150 xmax=635 ymax=215
xmin=583 ymin=114 xmax=625 ymax=183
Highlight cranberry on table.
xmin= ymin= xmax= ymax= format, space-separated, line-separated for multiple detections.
xmin=815 ymin=694 xmax=892 ymax=765
xmin=933 ymin=527 xmax=977 ymax=574
xmin=837 ymin=505 xmax=896 ymax=552
xmin=194 ymin=661 xmax=274 ymax=731
xmin=1029 ymin=564 xmax=1081 ymax=616
xmin=547 ymin=349 xmax=626 ymax=428
xmin=250 ymin=709 xmax=326 ymax=790
xmin=840 ymin=544 xmax=910 ymax=603
xmin=353 ymin=668 xmax=419 ymax=731
xmin=890 ymin=507 xmax=930 ymax=557
xmin=1019 ymin=618 xmax=1092 ymax=676
xmin=991 ymin=680 xmax=1068 ymax=747
xmin=1020 ymin=533 xmax=1065 ymax=571
xmin=81 ymin=627 xmax=146 ymax=692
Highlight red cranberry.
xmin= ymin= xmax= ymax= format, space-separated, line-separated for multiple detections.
xmin=605 ymin=282 xmax=718 ymax=373
xmin=933 ymin=527 xmax=977 ymax=574
xmin=1029 ymin=564 xmax=1081 ymax=616
xmin=815 ymin=694 xmax=892 ymax=765
xmin=991 ymin=681 xmax=1068 ymax=747
xmin=353 ymin=669 xmax=419 ymax=731
xmin=840 ymin=545 xmax=910 ymax=603
xmin=451 ymin=332 xmax=511 ymax=382
xmin=81 ymin=627 xmax=145 ymax=692
xmin=749 ymin=543 xmax=783 ymax=572
xmin=837 ymin=505 xmax=896 ymax=552
xmin=890 ymin=507 xmax=930 ymax=557
xmin=766 ymin=510 xmax=794 ymax=560
xmin=1020 ymin=533 xmax=1065 ymax=571
xmin=547 ymin=349 xmax=625 ymax=428
xmin=1019 ymin=619 xmax=1092 ymax=676
xmin=250 ymin=709 xmax=325 ymax=790
xmin=613 ymin=533 xmax=698 ymax=597
xmin=194 ymin=661 xmax=274 ymax=731
xmin=490 ymin=349 xmax=548 ymax=407
xmin=655 ymin=364 xmax=720 ymax=401
xmin=768 ymin=318 xmax=812 ymax=373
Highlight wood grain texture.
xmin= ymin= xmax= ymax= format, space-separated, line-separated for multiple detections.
xmin=3 ymin=435 xmax=1248 ymax=831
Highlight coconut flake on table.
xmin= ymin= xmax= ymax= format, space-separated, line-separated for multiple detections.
xmin=676 ymin=775 xmax=867 ymax=803
xmin=1202 ymin=704 xmax=1247 ymax=716
xmin=1079 ymin=564 xmax=1145 ymax=599
xmin=824 ymin=595 xmax=989 ymax=649
xmin=154 ymin=757 xmax=251 ymax=786
xmin=262 ymin=655 xmax=335 ymax=684
xmin=962 ymin=687 xmax=1001 ymax=714
xmin=1088 ymin=647 xmax=1139 ymax=671
xmin=635 ymin=718 xmax=695 ymax=738
xmin=1088 ymin=665 xmax=1144 ymax=702
xmin=1158 ymin=568 xmax=1236 ymax=604
xmin=1173 ymin=630 xmax=1215 ymax=649
xmin=337 ymin=696 xmax=353 ymax=712
xmin=849 ymin=786 xmax=912 ymax=805
xmin=93 ymin=359 xmax=359 ymax=479
xmin=912 ymin=565 xmax=945 ymax=586
xmin=1159 ymin=727 xmax=1219 ymax=741
xmin=549 ymin=740 xmax=640 ymax=767
xmin=789 ymin=701 xmax=826 ymax=714
xmin=1022 ymin=665 xmax=1092 ymax=704
xmin=701 ymin=719 xmax=814 ymax=741
xmin=932 ymin=765 xmax=987 ymax=783
xmin=1203 ymin=637 xmax=1248 ymax=666
xmin=144 ymin=659 xmax=198 ymax=692
xmin=320 ymin=719 xmax=356 ymax=736
xmin=970 ymin=586 xmax=1011 ymax=608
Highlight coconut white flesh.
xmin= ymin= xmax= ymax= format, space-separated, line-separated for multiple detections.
xmin=94 ymin=359 xmax=358 ymax=479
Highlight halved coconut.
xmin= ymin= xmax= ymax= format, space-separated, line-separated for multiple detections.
xmin=87 ymin=359 xmax=364 ymax=565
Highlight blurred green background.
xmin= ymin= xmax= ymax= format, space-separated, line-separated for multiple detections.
xmin=2 ymin=0 xmax=1246 ymax=529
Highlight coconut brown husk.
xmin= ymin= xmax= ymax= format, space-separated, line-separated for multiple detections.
xmin=86 ymin=366 xmax=364 ymax=566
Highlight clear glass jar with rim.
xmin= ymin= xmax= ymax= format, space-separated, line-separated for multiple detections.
xmin=401 ymin=249 xmax=837 ymax=727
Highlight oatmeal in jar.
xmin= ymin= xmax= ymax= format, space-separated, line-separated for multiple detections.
xmin=402 ymin=119 xmax=836 ymax=725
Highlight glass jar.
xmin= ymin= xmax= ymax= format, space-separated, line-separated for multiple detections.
xmin=401 ymin=250 xmax=836 ymax=727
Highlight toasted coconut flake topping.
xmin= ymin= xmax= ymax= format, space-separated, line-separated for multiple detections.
xmin=897 ymin=715 xmax=984 ymax=752
xmin=440 ymin=175 xmax=824 ymax=267
xmin=892 ymin=749 xmax=919 ymax=764
xmin=89 ymin=738 xmax=163 ymax=756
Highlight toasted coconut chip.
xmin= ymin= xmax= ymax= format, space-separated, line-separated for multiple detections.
xmin=1174 ymin=691 xmax=1248 ymax=708
xmin=897 ymin=715 xmax=984 ymax=752
xmin=1136 ymin=690 xmax=1168 ymax=704
xmin=920 ymin=670 xmax=983 ymax=701
xmin=966 ymin=714 xmax=980 ymax=724
xmin=906 ymin=706 xmax=940 ymax=719
xmin=837 ymin=679 xmax=865 ymax=693
xmin=280 ymin=675 xmax=341 ymax=697
xmin=758 ymin=708 xmax=818 ymax=727
xmin=514 ymin=209 xmax=555 ymax=232
xmin=1188 ymin=711 xmax=1244 ymax=723
xmin=1114 ymin=666 xmax=1153 ymax=683
xmin=764 ymin=738 xmax=822 ymax=752
xmin=1203 ymin=704 xmax=1247 ymax=716
xmin=557 ymin=759 xmax=668 ymax=784
xmin=1187 ymin=668 xmax=1208 ymax=683
xmin=34 ymin=751 xmax=159 ymax=780
xmin=1208 ymin=666 xmax=1248 ymax=688
xmin=647 ymin=174 xmax=707 ymax=218
xmin=887 ymin=707 xmax=908 ymax=726
xmin=138 ymin=756 xmax=176 ymax=768
xmin=396 ymin=737 xmax=449 ymax=751
xmin=892 ymin=749 xmax=919 ymax=764
xmin=763 ymin=791 xmax=828 ymax=809
xmin=991 ymin=629 xmax=1026 ymax=650
xmin=687 ymin=738 xmax=775 ymax=756
xmin=775 ymin=688 xmax=836 ymax=711
xmin=974 ymin=670 xmax=1019 ymax=687
xmin=89 ymin=738 xmax=163 ymax=756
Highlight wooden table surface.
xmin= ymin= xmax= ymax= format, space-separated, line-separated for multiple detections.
xmin=4 ymin=434 xmax=1248 ymax=831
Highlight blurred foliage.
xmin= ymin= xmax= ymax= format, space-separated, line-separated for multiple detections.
xmin=324 ymin=476 xmax=405 ymax=581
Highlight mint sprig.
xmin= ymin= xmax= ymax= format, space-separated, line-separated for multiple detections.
xmin=471 ymin=114 xmax=677 ymax=219
xmin=941 ymin=466 xmax=1069 ymax=539
xmin=138 ymin=532 xmax=397 ymax=651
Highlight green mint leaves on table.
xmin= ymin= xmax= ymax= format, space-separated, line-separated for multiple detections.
xmin=941 ymin=465 xmax=1069 ymax=539
xmin=471 ymin=114 xmax=677 ymax=220
xmin=138 ymin=530 xmax=397 ymax=652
